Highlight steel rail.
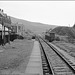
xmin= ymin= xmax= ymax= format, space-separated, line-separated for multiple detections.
xmin=39 ymin=36 xmax=75 ymax=74
xmin=37 ymin=37 xmax=55 ymax=75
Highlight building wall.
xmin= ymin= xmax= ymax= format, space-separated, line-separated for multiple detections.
xmin=11 ymin=24 xmax=25 ymax=36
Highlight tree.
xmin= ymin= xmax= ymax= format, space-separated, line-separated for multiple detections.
xmin=73 ymin=23 xmax=75 ymax=28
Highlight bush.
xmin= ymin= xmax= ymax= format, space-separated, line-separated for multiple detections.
xmin=55 ymin=36 xmax=60 ymax=41
xmin=32 ymin=36 xmax=35 ymax=39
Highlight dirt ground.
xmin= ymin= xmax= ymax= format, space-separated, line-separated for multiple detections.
xmin=0 ymin=39 xmax=34 ymax=74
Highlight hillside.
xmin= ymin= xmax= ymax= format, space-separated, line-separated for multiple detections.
xmin=51 ymin=26 xmax=75 ymax=39
xmin=10 ymin=17 xmax=57 ymax=34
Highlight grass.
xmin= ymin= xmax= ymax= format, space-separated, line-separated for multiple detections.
xmin=53 ymin=41 xmax=75 ymax=57
xmin=0 ymin=39 xmax=34 ymax=74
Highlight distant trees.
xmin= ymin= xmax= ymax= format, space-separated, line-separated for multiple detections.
xmin=73 ymin=23 xmax=75 ymax=28
xmin=55 ymin=36 xmax=60 ymax=41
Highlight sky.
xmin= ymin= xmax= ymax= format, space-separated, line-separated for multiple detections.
xmin=0 ymin=1 xmax=75 ymax=27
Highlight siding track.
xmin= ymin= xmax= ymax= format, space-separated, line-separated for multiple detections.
xmin=37 ymin=37 xmax=75 ymax=75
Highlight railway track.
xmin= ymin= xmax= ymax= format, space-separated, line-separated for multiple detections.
xmin=37 ymin=36 xmax=75 ymax=75
xmin=38 ymin=38 xmax=53 ymax=75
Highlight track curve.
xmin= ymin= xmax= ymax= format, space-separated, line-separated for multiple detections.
xmin=37 ymin=36 xmax=75 ymax=75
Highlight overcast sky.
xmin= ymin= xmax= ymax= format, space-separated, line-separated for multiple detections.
xmin=0 ymin=1 xmax=75 ymax=27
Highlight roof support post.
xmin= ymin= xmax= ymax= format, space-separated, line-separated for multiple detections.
xmin=8 ymin=27 xmax=10 ymax=44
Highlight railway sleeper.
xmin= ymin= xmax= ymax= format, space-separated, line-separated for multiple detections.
xmin=56 ymin=72 xmax=74 ymax=75
xmin=54 ymin=68 xmax=72 ymax=72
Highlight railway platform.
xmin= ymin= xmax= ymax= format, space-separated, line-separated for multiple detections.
xmin=25 ymin=40 xmax=43 ymax=75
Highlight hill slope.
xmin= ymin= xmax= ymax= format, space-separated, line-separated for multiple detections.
xmin=10 ymin=17 xmax=57 ymax=34
xmin=51 ymin=26 xmax=75 ymax=39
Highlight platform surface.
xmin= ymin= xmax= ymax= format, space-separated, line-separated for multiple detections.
xmin=25 ymin=40 xmax=43 ymax=75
